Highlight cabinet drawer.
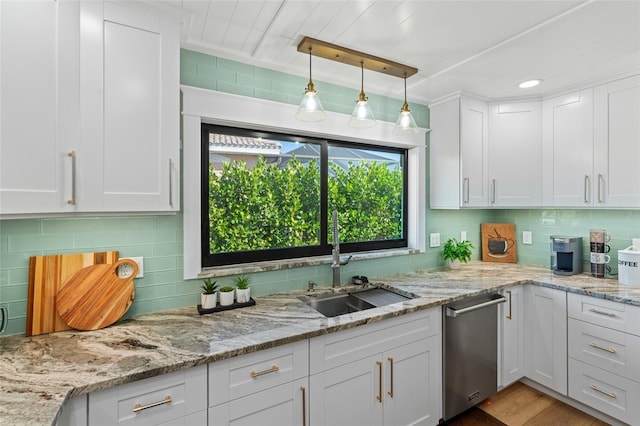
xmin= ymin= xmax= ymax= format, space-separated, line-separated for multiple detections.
xmin=310 ymin=307 xmax=440 ymax=374
xmin=567 ymin=293 xmax=640 ymax=336
xmin=88 ymin=365 xmax=207 ymax=426
xmin=568 ymin=318 xmax=640 ymax=382
xmin=209 ymin=340 xmax=308 ymax=406
xmin=568 ymin=358 xmax=640 ymax=425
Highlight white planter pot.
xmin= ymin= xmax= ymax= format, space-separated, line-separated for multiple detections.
xmin=201 ymin=292 xmax=217 ymax=309
xmin=219 ymin=290 xmax=235 ymax=306
xmin=447 ymin=259 xmax=461 ymax=270
xmin=236 ymin=288 xmax=251 ymax=303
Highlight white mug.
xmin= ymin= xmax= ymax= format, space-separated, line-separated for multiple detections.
xmin=590 ymin=252 xmax=610 ymax=264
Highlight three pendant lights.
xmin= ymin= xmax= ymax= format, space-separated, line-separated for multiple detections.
xmin=294 ymin=37 xmax=419 ymax=135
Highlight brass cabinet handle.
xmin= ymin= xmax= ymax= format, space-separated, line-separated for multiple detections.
xmin=300 ymin=386 xmax=306 ymax=426
xmin=169 ymin=158 xmax=174 ymax=207
xmin=597 ymin=173 xmax=604 ymax=203
xmin=133 ymin=395 xmax=172 ymax=413
xmin=387 ymin=357 xmax=394 ymax=398
xmin=376 ymin=361 xmax=383 ymax=403
xmin=590 ymin=385 xmax=616 ymax=399
xmin=590 ymin=342 xmax=616 ymax=354
xmin=589 ymin=308 xmax=617 ymax=317
xmin=506 ymin=290 xmax=512 ymax=320
xmin=250 ymin=365 xmax=279 ymax=378
xmin=67 ymin=151 xmax=77 ymax=205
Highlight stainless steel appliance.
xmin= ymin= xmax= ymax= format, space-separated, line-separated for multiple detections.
xmin=442 ymin=293 xmax=506 ymax=421
xmin=550 ymin=235 xmax=583 ymax=276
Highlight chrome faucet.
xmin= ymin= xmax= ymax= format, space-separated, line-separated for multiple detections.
xmin=331 ymin=210 xmax=352 ymax=287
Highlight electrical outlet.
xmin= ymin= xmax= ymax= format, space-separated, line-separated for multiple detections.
xmin=430 ymin=233 xmax=441 ymax=247
xmin=523 ymin=231 xmax=533 ymax=245
xmin=460 ymin=231 xmax=467 ymax=241
xmin=118 ymin=257 xmax=144 ymax=279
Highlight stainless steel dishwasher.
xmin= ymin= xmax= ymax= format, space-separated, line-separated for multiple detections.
xmin=442 ymin=293 xmax=506 ymax=421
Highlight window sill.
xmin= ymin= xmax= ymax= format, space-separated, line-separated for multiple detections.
xmin=197 ymin=248 xmax=421 ymax=279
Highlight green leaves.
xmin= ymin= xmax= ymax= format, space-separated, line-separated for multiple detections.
xmin=208 ymin=157 xmax=403 ymax=253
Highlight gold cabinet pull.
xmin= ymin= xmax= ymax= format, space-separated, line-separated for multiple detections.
xmin=133 ymin=395 xmax=172 ymax=413
xmin=300 ymin=386 xmax=306 ymax=426
xmin=590 ymin=385 xmax=616 ymax=399
xmin=376 ymin=361 xmax=383 ymax=403
xmin=387 ymin=357 xmax=394 ymax=398
xmin=589 ymin=308 xmax=617 ymax=317
xmin=506 ymin=290 xmax=512 ymax=320
xmin=590 ymin=342 xmax=616 ymax=354
xmin=250 ymin=365 xmax=279 ymax=378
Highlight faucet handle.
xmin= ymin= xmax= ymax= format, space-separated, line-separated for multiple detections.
xmin=308 ymin=280 xmax=317 ymax=292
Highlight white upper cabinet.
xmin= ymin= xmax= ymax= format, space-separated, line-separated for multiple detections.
xmin=542 ymin=89 xmax=595 ymax=207
xmin=0 ymin=0 xmax=80 ymax=215
xmin=429 ymin=96 xmax=488 ymax=209
xmin=80 ymin=1 xmax=180 ymax=212
xmin=593 ymin=75 xmax=640 ymax=208
xmin=488 ymin=102 xmax=542 ymax=207
xmin=0 ymin=0 xmax=179 ymax=217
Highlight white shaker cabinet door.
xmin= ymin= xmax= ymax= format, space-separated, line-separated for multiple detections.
xmin=500 ymin=286 xmax=525 ymax=388
xmin=0 ymin=0 xmax=79 ymax=215
xmin=460 ymin=96 xmax=489 ymax=207
xmin=80 ymin=1 xmax=180 ymax=212
xmin=594 ymin=75 xmax=640 ymax=208
xmin=542 ymin=89 xmax=594 ymax=207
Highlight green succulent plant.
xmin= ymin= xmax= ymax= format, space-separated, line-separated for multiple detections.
xmin=233 ymin=274 xmax=250 ymax=290
xmin=219 ymin=286 xmax=235 ymax=293
xmin=201 ymin=279 xmax=218 ymax=294
xmin=442 ymin=238 xmax=474 ymax=263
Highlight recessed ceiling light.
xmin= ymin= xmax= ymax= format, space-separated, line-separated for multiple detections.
xmin=518 ymin=79 xmax=542 ymax=89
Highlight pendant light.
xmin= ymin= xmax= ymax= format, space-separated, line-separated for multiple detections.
xmin=393 ymin=73 xmax=418 ymax=135
xmin=348 ymin=61 xmax=376 ymax=128
xmin=295 ymin=47 xmax=326 ymax=122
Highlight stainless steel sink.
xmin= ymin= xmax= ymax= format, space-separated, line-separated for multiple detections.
xmin=302 ymin=286 xmax=412 ymax=317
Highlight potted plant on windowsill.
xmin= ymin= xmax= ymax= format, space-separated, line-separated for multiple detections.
xmin=219 ymin=286 xmax=235 ymax=306
xmin=201 ymin=279 xmax=218 ymax=309
xmin=234 ymin=275 xmax=251 ymax=303
xmin=442 ymin=238 xmax=474 ymax=270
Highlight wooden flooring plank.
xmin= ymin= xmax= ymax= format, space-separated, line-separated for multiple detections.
xmin=479 ymin=382 xmax=555 ymax=426
xmin=523 ymin=401 xmax=604 ymax=426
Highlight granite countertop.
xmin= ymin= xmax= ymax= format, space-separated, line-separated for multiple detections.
xmin=1 ymin=262 xmax=639 ymax=425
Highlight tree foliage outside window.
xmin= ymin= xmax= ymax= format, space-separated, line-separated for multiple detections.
xmin=202 ymin=125 xmax=407 ymax=266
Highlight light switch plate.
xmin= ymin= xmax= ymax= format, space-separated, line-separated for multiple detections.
xmin=430 ymin=233 xmax=441 ymax=247
xmin=633 ymin=238 xmax=640 ymax=248
xmin=460 ymin=231 xmax=467 ymax=241
xmin=523 ymin=231 xmax=533 ymax=245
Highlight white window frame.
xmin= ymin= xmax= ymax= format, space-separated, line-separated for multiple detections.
xmin=181 ymin=85 xmax=427 ymax=279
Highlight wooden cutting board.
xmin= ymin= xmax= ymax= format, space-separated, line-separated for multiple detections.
xmin=56 ymin=259 xmax=138 ymax=331
xmin=27 ymin=251 xmax=119 ymax=336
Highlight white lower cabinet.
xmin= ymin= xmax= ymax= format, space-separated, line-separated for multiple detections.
xmin=57 ymin=395 xmax=88 ymax=426
xmin=499 ymin=285 xmax=525 ymax=388
xmin=524 ymin=285 xmax=567 ymax=395
xmin=88 ymin=365 xmax=207 ymax=426
xmin=309 ymin=308 xmax=442 ymax=426
xmin=208 ymin=340 xmax=309 ymax=426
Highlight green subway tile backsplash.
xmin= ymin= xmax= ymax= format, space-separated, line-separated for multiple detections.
xmin=1 ymin=48 xmax=638 ymax=336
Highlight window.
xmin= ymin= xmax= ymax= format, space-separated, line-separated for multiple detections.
xmin=201 ymin=124 xmax=407 ymax=267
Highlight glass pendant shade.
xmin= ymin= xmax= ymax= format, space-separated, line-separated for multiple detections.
xmin=295 ymin=48 xmax=326 ymax=122
xmin=393 ymin=76 xmax=418 ymax=135
xmin=348 ymin=62 xmax=376 ymax=128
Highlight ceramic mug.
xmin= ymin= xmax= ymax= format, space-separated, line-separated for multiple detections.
xmin=590 ymin=253 xmax=611 ymax=264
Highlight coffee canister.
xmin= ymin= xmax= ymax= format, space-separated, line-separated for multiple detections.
xmin=618 ymin=246 xmax=640 ymax=286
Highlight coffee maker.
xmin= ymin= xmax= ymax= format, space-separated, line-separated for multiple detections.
xmin=550 ymin=235 xmax=583 ymax=276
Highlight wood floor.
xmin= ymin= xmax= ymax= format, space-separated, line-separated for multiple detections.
xmin=468 ymin=382 xmax=609 ymax=425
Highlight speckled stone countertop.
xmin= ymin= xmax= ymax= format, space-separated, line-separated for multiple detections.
xmin=1 ymin=262 xmax=639 ymax=425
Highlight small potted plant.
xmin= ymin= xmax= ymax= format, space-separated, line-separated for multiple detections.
xmin=201 ymin=279 xmax=218 ymax=309
xmin=234 ymin=274 xmax=251 ymax=303
xmin=442 ymin=238 xmax=474 ymax=270
xmin=219 ymin=286 xmax=235 ymax=306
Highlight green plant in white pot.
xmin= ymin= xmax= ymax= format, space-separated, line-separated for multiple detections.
xmin=201 ymin=279 xmax=218 ymax=309
xmin=219 ymin=286 xmax=235 ymax=306
xmin=442 ymin=238 xmax=474 ymax=269
xmin=234 ymin=275 xmax=251 ymax=303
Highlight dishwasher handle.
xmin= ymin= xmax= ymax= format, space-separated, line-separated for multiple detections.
xmin=446 ymin=295 xmax=506 ymax=317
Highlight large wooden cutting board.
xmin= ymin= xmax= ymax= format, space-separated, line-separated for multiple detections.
xmin=56 ymin=259 xmax=137 ymax=331
xmin=27 ymin=251 xmax=119 ymax=336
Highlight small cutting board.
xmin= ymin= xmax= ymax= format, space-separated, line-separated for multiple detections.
xmin=56 ymin=259 xmax=138 ymax=331
xmin=27 ymin=251 xmax=119 ymax=336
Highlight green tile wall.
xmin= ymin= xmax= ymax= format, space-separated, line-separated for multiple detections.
xmin=1 ymin=49 xmax=638 ymax=336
